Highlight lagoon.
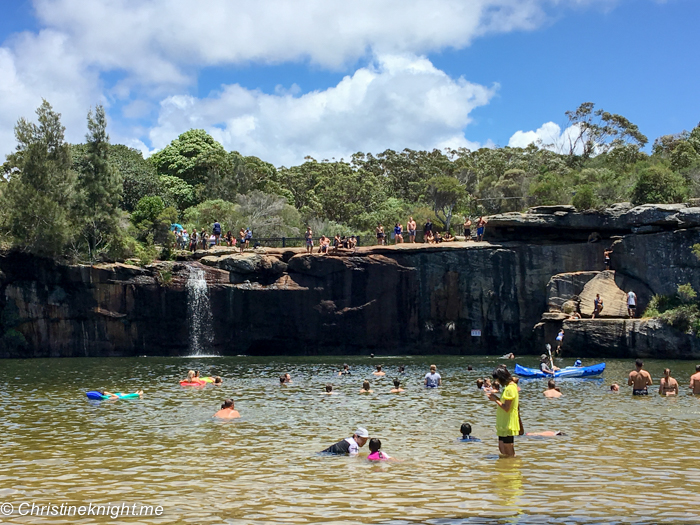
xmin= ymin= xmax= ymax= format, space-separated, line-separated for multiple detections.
xmin=2 ymin=356 xmax=700 ymax=524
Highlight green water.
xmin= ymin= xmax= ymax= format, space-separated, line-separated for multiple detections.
xmin=1 ymin=356 xmax=700 ymax=524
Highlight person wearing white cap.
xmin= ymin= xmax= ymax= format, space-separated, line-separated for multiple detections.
xmin=320 ymin=428 xmax=369 ymax=455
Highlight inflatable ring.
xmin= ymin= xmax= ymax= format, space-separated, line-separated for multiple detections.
xmin=179 ymin=380 xmax=207 ymax=386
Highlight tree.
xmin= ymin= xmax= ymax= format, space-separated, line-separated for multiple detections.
xmin=159 ymin=175 xmax=196 ymax=212
xmin=530 ymin=172 xmax=569 ymax=206
xmin=564 ymin=102 xmax=648 ymax=164
xmin=111 ymin=145 xmax=159 ymax=211
xmin=631 ymin=165 xmax=688 ymax=205
xmin=236 ymin=191 xmax=301 ymax=237
xmin=131 ymin=196 xmax=177 ymax=244
xmin=572 ymin=185 xmax=597 ymax=210
xmin=72 ymin=105 xmax=123 ymax=260
xmin=1 ymin=100 xmax=75 ymax=256
xmin=182 ymin=199 xmax=241 ymax=234
xmin=425 ymin=176 xmax=467 ymax=232
xmin=150 ymin=129 xmax=226 ymax=186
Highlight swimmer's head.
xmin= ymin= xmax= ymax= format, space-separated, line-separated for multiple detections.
xmin=697 ymin=364 xmax=700 ymax=372
xmin=376 ymin=365 xmax=382 ymax=371
xmin=610 ymin=383 xmax=620 ymax=391
xmin=194 ymin=370 xmax=200 ymax=377
xmin=221 ymin=399 xmax=234 ymax=409
xmin=393 ymin=378 xmax=400 ymax=388
xmin=460 ymin=423 xmax=472 ymax=437
xmin=548 ymin=379 xmax=556 ymax=389
xmin=664 ymin=368 xmax=671 ymax=377
xmin=467 ymin=365 xmax=473 ymax=371
xmin=398 ymin=366 xmax=405 ymax=373
xmin=635 ymin=359 xmax=643 ymax=369
xmin=325 ymin=384 xmax=333 ymax=392
xmin=213 ymin=376 xmax=222 ymax=384
xmin=343 ymin=364 xmax=349 ymax=370
xmin=430 ymin=364 xmax=437 ymax=372
xmin=512 ymin=377 xmax=520 ymax=384
xmin=187 ymin=370 xmax=195 ymax=379
xmin=354 ymin=428 xmax=369 ymax=447
xmin=492 ymin=380 xmax=500 ymax=391
xmin=279 ymin=375 xmax=286 ymax=384
xmin=362 ymin=380 xmax=371 ymax=390
xmin=368 ymin=438 xmax=381 ymax=453
xmin=476 ymin=378 xmax=484 ymax=389
xmin=97 ymin=390 xmax=105 ymax=395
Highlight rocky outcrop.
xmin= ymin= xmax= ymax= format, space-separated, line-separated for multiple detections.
xmin=2 ymin=204 xmax=700 ymax=358
xmin=488 ymin=203 xmax=700 ymax=242
xmin=559 ymin=318 xmax=700 ymax=359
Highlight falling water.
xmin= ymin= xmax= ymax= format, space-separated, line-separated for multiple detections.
xmin=186 ymin=265 xmax=214 ymax=355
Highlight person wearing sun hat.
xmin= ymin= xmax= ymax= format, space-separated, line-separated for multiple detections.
xmin=320 ymin=428 xmax=369 ymax=455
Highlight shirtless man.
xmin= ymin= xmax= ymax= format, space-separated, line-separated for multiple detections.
xmin=658 ymin=368 xmax=679 ymax=396
xmin=463 ymin=217 xmax=472 ymax=240
xmin=305 ymin=226 xmax=313 ymax=254
xmin=690 ymin=365 xmax=700 ymax=395
xmin=543 ymin=380 xmax=562 ymax=398
xmin=628 ymin=359 xmax=652 ymax=395
xmin=373 ymin=365 xmax=385 ymax=377
xmin=214 ymin=399 xmax=240 ymax=419
xmin=407 ymin=217 xmax=417 ymax=243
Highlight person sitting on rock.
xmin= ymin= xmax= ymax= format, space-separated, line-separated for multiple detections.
xmin=425 ymin=230 xmax=435 ymax=244
xmin=591 ymin=294 xmax=604 ymax=318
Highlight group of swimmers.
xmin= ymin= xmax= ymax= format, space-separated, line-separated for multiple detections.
xmin=609 ymin=359 xmax=700 ymax=396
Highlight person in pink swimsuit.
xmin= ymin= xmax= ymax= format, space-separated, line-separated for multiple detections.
xmin=367 ymin=438 xmax=392 ymax=461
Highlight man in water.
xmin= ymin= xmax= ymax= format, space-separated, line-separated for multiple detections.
xmin=543 ymin=380 xmax=562 ymax=398
xmin=627 ymin=290 xmax=637 ymax=318
xmin=214 ymin=399 xmax=240 ymax=419
xmin=424 ymin=364 xmax=442 ymax=387
xmin=628 ymin=359 xmax=652 ymax=395
xmin=324 ymin=384 xmax=336 ymax=395
xmin=338 ymin=364 xmax=351 ymax=376
xmin=658 ymin=368 xmax=679 ymax=396
xmin=539 ymin=354 xmax=560 ymax=375
xmin=690 ymin=365 xmax=700 ymax=395
xmin=320 ymin=427 xmax=369 ymax=455
xmin=373 ymin=365 xmax=385 ymax=377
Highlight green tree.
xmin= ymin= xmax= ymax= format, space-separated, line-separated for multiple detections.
xmin=529 ymin=172 xmax=570 ymax=206
xmin=182 ymin=199 xmax=242 ymax=234
xmin=150 ymin=129 xmax=226 ymax=186
xmin=131 ymin=196 xmax=177 ymax=244
xmin=572 ymin=185 xmax=597 ymax=210
xmin=159 ymin=175 xmax=196 ymax=212
xmin=72 ymin=105 xmax=123 ymax=260
xmin=631 ymin=165 xmax=688 ymax=205
xmin=425 ymin=176 xmax=467 ymax=232
xmin=1 ymin=100 xmax=75 ymax=256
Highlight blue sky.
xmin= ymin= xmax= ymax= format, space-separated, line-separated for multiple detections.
xmin=0 ymin=0 xmax=698 ymax=166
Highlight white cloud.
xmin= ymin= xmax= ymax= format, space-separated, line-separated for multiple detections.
xmin=508 ymin=121 xmax=583 ymax=154
xmin=147 ymin=54 xmax=495 ymax=166
xmin=0 ymin=0 xmax=620 ymax=162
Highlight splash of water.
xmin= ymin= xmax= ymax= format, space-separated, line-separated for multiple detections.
xmin=186 ymin=266 xmax=214 ymax=356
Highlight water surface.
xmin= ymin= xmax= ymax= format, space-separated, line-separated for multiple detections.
xmin=1 ymin=356 xmax=699 ymax=524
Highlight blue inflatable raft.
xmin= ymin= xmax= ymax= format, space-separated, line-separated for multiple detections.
xmin=514 ymin=362 xmax=605 ymax=378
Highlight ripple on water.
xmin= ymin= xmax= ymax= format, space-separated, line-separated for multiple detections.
xmin=1 ymin=356 xmax=700 ymax=524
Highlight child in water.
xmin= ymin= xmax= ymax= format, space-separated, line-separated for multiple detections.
xmin=460 ymin=423 xmax=481 ymax=442
xmin=367 ymin=438 xmax=392 ymax=461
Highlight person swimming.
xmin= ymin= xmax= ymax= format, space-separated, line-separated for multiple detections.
xmin=213 ymin=376 xmax=223 ymax=384
xmin=373 ymin=365 xmax=386 ymax=376
xmin=390 ymin=378 xmax=404 ymax=393
xmin=476 ymin=378 xmax=484 ymax=390
xmin=460 ymin=423 xmax=481 ymax=442
xmin=324 ymin=384 xmax=336 ymax=395
xmin=338 ymin=364 xmax=351 ymax=376
xmin=367 ymin=438 xmax=392 ymax=461
xmin=214 ymin=399 xmax=240 ymax=419
xmin=360 ymin=380 xmax=373 ymax=393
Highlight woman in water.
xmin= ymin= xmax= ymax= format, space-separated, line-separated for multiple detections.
xmin=360 ymin=380 xmax=373 ymax=393
xmin=214 ymin=399 xmax=240 ymax=419
xmin=486 ymin=366 xmax=520 ymax=457
xmin=390 ymin=379 xmax=404 ymax=393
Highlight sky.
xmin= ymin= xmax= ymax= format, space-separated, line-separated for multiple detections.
xmin=0 ymin=0 xmax=698 ymax=167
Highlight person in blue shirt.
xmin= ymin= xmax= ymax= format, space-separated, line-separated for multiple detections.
xmin=460 ymin=423 xmax=481 ymax=442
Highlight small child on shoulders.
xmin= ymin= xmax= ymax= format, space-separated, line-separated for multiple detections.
xmin=367 ymin=438 xmax=393 ymax=461
xmin=460 ymin=423 xmax=481 ymax=442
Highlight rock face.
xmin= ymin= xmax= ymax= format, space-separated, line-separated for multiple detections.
xmin=2 ymin=204 xmax=700 ymax=358
xmin=560 ymin=318 xmax=700 ymax=359
xmin=488 ymin=203 xmax=700 ymax=242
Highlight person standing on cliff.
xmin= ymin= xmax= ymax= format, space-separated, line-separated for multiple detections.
xmin=627 ymin=290 xmax=637 ymax=318
xmin=628 ymin=359 xmax=652 ymax=395
xmin=305 ymin=226 xmax=313 ymax=254
xmin=407 ymin=217 xmax=417 ymax=243
xmin=423 ymin=219 xmax=433 ymax=243
xmin=689 ymin=365 xmax=700 ymax=395
xmin=212 ymin=221 xmax=222 ymax=245
xmin=476 ymin=217 xmax=487 ymax=242
xmin=604 ymin=248 xmax=613 ymax=270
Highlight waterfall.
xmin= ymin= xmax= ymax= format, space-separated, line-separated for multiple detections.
xmin=186 ymin=266 xmax=214 ymax=355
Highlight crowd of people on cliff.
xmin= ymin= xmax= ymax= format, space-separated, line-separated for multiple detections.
xmin=170 ymin=215 xmax=489 ymax=255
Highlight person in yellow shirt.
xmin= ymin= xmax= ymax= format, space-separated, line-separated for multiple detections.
xmin=487 ymin=366 xmax=520 ymax=457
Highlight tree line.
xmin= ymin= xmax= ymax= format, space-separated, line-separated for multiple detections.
xmin=1 ymin=99 xmax=699 ymax=263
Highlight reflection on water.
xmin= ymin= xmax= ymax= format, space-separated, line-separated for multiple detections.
xmin=1 ymin=356 xmax=700 ymax=524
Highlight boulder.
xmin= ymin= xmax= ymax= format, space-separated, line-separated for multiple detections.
xmin=546 ymin=271 xmax=598 ymax=311
xmin=579 ymin=271 xmax=628 ymax=318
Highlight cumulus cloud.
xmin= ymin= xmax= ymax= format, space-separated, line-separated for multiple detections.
xmin=147 ymin=54 xmax=495 ymax=166
xmin=0 ymin=0 xmax=620 ymax=161
xmin=508 ymin=121 xmax=583 ymax=154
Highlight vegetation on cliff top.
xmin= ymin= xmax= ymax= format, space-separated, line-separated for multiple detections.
xmin=1 ymin=100 xmax=700 ymax=263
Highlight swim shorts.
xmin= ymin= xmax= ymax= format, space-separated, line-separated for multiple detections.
xmin=498 ymin=435 xmax=514 ymax=444
xmin=633 ymin=388 xmax=648 ymax=396
xmin=477 ymin=227 xmax=484 ymax=236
